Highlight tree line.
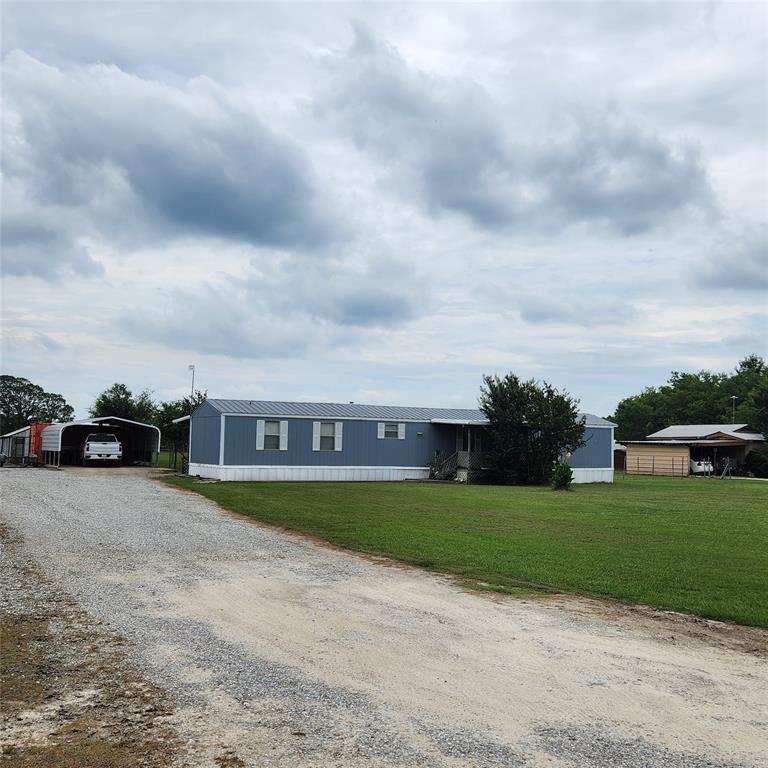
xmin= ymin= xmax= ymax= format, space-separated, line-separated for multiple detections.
xmin=609 ymin=354 xmax=768 ymax=441
xmin=0 ymin=376 xmax=203 ymax=448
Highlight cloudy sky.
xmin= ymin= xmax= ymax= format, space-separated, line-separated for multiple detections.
xmin=2 ymin=1 xmax=766 ymax=419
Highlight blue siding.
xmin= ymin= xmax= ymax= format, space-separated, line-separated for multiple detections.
xmin=191 ymin=401 xmax=612 ymax=472
xmin=223 ymin=417 xmax=455 ymax=467
xmin=570 ymin=426 xmax=612 ymax=469
xmin=190 ymin=411 xmax=221 ymax=464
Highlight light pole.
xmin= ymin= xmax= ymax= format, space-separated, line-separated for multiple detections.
xmin=731 ymin=395 xmax=737 ymax=424
xmin=187 ymin=364 xmax=195 ymax=474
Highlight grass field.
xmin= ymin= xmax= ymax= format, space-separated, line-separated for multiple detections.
xmin=158 ymin=451 xmax=184 ymax=470
xmin=164 ymin=475 xmax=768 ymax=628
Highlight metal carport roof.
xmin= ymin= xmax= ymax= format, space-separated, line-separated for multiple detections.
xmin=41 ymin=417 xmax=160 ymax=453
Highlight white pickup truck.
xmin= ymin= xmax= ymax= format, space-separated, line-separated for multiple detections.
xmin=82 ymin=433 xmax=122 ymax=466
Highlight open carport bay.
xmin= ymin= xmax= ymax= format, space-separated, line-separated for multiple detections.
xmin=40 ymin=416 xmax=160 ymax=466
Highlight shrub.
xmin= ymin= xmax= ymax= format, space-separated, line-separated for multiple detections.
xmin=744 ymin=448 xmax=768 ymax=478
xmin=551 ymin=461 xmax=574 ymax=490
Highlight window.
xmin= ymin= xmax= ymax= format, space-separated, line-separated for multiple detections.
xmin=320 ymin=421 xmax=336 ymax=451
xmin=264 ymin=420 xmax=280 ymax=450
xmin=377 ymin=422 xmax=405 ymax=439
xmin=460 ymin=427 xmax=482 ymax=452
xmin=85 ymin=433 xmax=117 ymax=442
xmin=313 ymin=421 xmax=342 ymax=451
xmin=257 ymin=419 xmax=287 ymax=450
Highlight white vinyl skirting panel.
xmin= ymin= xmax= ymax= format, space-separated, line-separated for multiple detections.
xmin=189 ymin=463 xmax=431 ymax=482
xmin=571 ymin=468 xmax=614 ymax=484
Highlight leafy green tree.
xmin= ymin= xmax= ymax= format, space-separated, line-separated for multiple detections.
xmin=0 ymin=375 xmax=74 ymax=432
xmin=479 ymin=373 xmax=585 ymax=485
xmin=89 ymin=383 xmax=157 ymax=423
xmin=611 ymin=355 xmax=768 ymax=440
xmin=155 ymin=390 xmax=207 ymax=448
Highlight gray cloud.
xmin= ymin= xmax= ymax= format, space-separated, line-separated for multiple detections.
xmin=316 ymin=23 xmax=714 ymax=235
xmin=0 ymin=182 xmax=103 ymax=279
xmin=0 ymin=2 xmax=764 ymax=420
xmin=698 ymin=227 xmax=768 ymax=292
xmin=122 ymin=286 xmax=312 ymax=360
xmin=1 ymin=214 xmax=102 ymax=278
xmin=519 ymin=297 xmax=637 ymax=327
xmin=124 ymin=252 xmax=425 ymax=359
xmin=2 ymin=50 xmax=335 ymax=276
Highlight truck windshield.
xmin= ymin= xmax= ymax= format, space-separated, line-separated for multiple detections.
xmin=85 ymin=434 xmax=117 ymax=442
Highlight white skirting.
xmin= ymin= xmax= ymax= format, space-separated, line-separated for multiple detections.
xmin=189 ymin=463 xmax=431 ymax=482
xmin=571 ymin=468 xmax=614 ymax=484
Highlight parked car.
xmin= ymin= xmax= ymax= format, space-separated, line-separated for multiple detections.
xmin=689 ymin=459 xmax=713 ymax=475
xmin=82 ymin=433 xmax=122 ymax=466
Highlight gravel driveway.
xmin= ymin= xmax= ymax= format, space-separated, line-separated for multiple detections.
xmin=1 ymin=468 xmax=767 ymax=767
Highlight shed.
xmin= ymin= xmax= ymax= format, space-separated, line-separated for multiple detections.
xmin=0 ymin=425 xmax=31 ymax=460
xmin=41 ymin=416 xmax=161 ymax=466
xmin=625 ymin=442 xmax=691 ymax=476
xmin=0 ymin=423 xmax=51 ymax=463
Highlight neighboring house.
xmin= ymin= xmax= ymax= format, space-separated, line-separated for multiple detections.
xmin=188 ymin=399 xmax=615 ymax=483
xmin=624 ymin=424 xmax=765 ymax=476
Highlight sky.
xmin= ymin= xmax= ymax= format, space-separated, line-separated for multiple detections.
xmin=1 ymin=1 xmax=766 ymax=420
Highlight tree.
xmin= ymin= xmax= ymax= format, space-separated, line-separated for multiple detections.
xmin=90 ymin=383 xmax=157 ymax=423
xmin=611 ymin=356 xmax=768 ymax=440
xmin=0 ymin=375 xmax=75 ymax=432
xmin=155 ymin=390 xmax=207 ymax=448
xmin=479 ymin=373 xmax=585 ymax=485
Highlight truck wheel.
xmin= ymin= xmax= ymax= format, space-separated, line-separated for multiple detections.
xmin=82 ymin=457 xmax=89 ymax=467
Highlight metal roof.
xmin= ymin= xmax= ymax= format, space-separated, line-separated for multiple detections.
xmin=625 ymin=439 xmax=740 ymax=445
xmin=0 ymin=425 xmax=32 ymax=439
xmin=201 ymin=399 xmax=615 ymax=427
xmin=581 ymin=414 xmax=617 ymax=427
xmin=41 ymin=417 xmax=161 ymax=453
xmin=646 ymin=424 xmax=764 ymax=441
xmin=205 ymin=399 xmax=486 ymax=422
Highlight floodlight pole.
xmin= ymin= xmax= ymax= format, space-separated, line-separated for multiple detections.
xmin=731 ymin=395 xmax=737 ymax=424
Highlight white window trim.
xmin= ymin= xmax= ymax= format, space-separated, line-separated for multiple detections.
xmin=334 ymin=421 xmax=343 ymax=452
xmin=378 ymin=422 xmax=405 ymax=439
xmin=257 ymin=419 xmax=288 ymax=451
xmin=256 ymin=419 xmax=265 ymax=450
xmin=312 ymin=422 xmax=321 ymax=451
xmin=313 ymin=421 xmax=342 ymax=452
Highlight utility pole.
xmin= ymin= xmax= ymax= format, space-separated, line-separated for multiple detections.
xmin=731 ymin=395 xmax=737 ymax=424
xmin=189 ymin=364 xmax=196 ymax=402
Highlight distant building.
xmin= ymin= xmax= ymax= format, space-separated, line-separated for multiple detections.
xmin=624 ymin=424 xmax=765 ymax=476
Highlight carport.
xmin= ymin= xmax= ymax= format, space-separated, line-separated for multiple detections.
xmin=41 ymin=416 xmax=161 ymax=467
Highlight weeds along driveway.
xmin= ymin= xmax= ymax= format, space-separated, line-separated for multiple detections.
xmin=1 ymin=469 xmax=767 ymax=768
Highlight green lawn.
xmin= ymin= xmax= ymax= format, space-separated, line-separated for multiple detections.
xmin=163 ymin=475 xmax=768 ymax=628
xmin=158 ymin=451 xmax=184 ymax=470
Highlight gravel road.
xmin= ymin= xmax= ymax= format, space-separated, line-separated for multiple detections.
xmin=1 ymin=468 xmax=767 ymax=767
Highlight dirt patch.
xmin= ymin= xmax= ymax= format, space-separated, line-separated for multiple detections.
xmin=0 ymin=524 xmax=178 ymax=767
